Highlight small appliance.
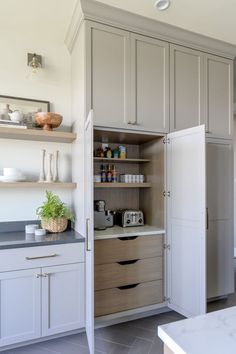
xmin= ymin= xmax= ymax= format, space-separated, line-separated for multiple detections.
xmin=116 ymin=210 xmax=144 ymax=227
xmin=94 ymin=200 xmax=114 ymax=230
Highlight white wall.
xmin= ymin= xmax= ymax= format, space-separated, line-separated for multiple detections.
xmin=0 ymin=29 xmax=72 ymax=222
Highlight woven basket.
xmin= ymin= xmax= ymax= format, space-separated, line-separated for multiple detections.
xmin=41 ymin=218 xmax=68 ymax=233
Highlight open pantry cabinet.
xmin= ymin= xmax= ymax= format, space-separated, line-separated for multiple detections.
xmin=84 ymin=111 xmax=234 ymax=354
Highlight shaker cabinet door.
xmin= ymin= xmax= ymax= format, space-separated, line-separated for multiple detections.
xmin=86 ymin=22 xmax=130 ymax=129
xmin=42 ymin=263 xmax=85 ymax=337
xmin=0 ymin=269 xmax=41 ymax=347
xmin=205 ymin=55 xmax=233 ymax=139
xmin=170 ymin=45 xmax=205 ymax=131
xmin=130 ymin=34 xmax=169 ymax=133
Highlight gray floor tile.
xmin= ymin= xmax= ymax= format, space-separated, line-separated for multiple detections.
xmin=8 ymin=343 xmax=56 ymax=354
xmin=128 ymin=338 xmax=152 ymax=354
xmin=39 ymin=338 xmax=90 ymax=354
xmin=63 ymin=332 xmax=88 ymax=348
xmin=95 ymin=327 xmax=136 ymax=347
xmin=113 ymin=323 xmax=155 ymax=341
xmin=148 ymin=337 xmax=164 ymax=354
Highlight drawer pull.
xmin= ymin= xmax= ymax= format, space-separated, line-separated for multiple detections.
xmin=118 ymin=283 xmax=140 ymax=290
xmin=118 ymin=259 xmax=139 ymax=265
xmin=118 ymin=236 xmax=138 ymax=241
xmin=25 ymin=253 xmax=58 ymax=260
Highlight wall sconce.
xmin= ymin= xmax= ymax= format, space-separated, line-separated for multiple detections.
xmin=27 ymin=53 xmax=42 ymax=77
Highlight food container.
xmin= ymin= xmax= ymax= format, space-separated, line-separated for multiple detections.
xmin=25 ymin=224 xmax=39 ymax=234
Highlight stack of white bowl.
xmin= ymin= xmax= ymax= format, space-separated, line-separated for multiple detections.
xmin=0 ymin=168 xmax=26 ymax=182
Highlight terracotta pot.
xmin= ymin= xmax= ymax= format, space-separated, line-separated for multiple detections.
xmin=41 ymin=217 xmax=68 ymax=233
xmin=35 ymin=112 xmax=63 ymax=131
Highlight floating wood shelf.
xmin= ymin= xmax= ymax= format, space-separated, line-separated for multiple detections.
xmin=0 ymin=127 xmax=76 ymax=143
xmin=94 ymin=157 xmax=150 ymax=163
xmin=94 ymin=182 xmax=151 ymax=188
xmin=0 ymin=182 xmax=77 ymax=189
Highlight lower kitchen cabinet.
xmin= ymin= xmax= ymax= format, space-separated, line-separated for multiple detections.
xmin=0 ymin=268 xmax=41 ymax=347
xmin=42 ymin=263 xmax=85 ymax=336
xmin=0 ymin=245 xmax=85 ymax=348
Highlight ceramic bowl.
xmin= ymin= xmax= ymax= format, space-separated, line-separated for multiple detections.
xmin=35 ymin=112 xmax=63 ymax=131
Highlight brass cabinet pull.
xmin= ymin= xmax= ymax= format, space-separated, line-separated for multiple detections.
xmin=25 ymin=253 xmax=58 ymax=260
xmin=206 ymin=208 xmax=209 ymax=230
xmin=86 ymin=218 xmax=91 ymax=251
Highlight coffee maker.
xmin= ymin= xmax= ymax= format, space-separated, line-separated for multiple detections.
xmin=94 ymin=200 xmax=114 ymax=230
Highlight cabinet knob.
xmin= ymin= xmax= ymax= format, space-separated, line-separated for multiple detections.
xmin=42 ymin=273 xmax=49 ymax=278
xmin=35 ymin=274 xmax=41 ymax=278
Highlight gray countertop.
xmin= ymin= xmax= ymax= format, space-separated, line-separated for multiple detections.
xmin=0 ymin=229 xmax=84 ymax=249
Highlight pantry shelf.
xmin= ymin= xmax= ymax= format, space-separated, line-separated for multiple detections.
xmin=94 ymin=157 xmax=150 ymax=163
xmin=0 ymin=127 xmax=76 ymax=143
xmin=94 ymin=182 xmax=151 ymax=188
xmin=0 ymin=182 xmax=77 ymax=189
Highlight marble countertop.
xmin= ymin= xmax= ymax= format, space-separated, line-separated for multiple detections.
xmin=158 ymin=307 xmax=236 ymax=354
xmin=0 ymin=229 xmax=84 ymax=249
xmin=95 ymin=225 xmax=165 ymax=240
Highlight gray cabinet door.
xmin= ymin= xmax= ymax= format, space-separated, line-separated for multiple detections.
xmin=130 ymin=34 xmax=169 ymax=133
xmin=205 ymin=55 xmax=233 ymax=139
xmin=86 ymin=22 xmax=130 ymax=129
xmin=170 ymin=44 xmax=205 ymax=131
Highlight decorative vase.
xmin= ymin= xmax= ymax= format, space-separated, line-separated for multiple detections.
xmin=38 ymin=149 xmax=46 ymax=182
xmin=46 ymin=153 xmax=53 ymax=183
xmin=53 ymin=150 xmax=59 ymax=182
xmin=41 ymin=217 xmax=68 ymax=233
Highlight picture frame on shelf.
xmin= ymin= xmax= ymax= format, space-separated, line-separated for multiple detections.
xmin=0 ymin=95 xmax=50 ymax=128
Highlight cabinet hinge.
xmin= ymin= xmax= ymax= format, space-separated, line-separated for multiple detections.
xmin=164 ymin=296 xmax=171 ymax=303
xmin=163 ymin=244 xmax=171 ymax=250
xmin=163 ymin=137 xmax=170 ymax=144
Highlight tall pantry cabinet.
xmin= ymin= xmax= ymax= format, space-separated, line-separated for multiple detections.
xmin=70 ymin=6 xmax=234 ymax=354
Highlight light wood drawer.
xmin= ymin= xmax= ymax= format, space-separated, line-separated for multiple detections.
xmin=95 ymin=235 xmax=163 ymax=265
xmin=95 ymin=280 xmax=163 ymax=317
xmin=95 ymin=257 xmax=162 ymax=291
xmin=0 ymin=243 xmax=84 ymax=272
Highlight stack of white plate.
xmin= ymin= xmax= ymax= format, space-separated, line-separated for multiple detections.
xmin=0 ymin=168 xmax=26 ymax=182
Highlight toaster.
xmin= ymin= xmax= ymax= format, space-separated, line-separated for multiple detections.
xmin=116 ymin=210 xmax=144 ymax=227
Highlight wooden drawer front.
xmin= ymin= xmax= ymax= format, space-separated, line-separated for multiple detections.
xmin=95 ymin=235 xmax=163 ymax=264
xmin=95 ymin=257 xmax=162 ymax=291
xmin=0 ymin=243 xmax=84 ymax=272
xmin=95 ymin=280 xmax=163 ymax=317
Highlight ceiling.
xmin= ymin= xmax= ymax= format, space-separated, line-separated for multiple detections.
xmin=94 ymin=0 xmax=236 ymax=46
xmin=0 ymin=0 xmax=76 ymax=42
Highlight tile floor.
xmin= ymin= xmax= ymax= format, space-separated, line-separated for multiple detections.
xmin=3 ymin=265 xmax=236 ymax=354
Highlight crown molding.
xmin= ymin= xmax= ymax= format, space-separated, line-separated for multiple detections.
xmin=81 ymin=0 xmax=236 ymax=58
xmin=65 ymin=0 xmax=84 ymax=53
xmin=66 ymin=0 xmax=236 ymax=59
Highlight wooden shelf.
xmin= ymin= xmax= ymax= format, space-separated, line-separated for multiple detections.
xmin=0 ymin=127 xmax=76 ymax=143
xmin=94 ymin=157 xmax=150 ymax=163
xmin=0 ymin=182 xmax=77 ymax=189
xmin=94 ymin=182 xmax=151 ymax=188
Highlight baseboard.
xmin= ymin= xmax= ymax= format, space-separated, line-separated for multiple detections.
xmin=95 ymin=303 xmax=170 ymax=328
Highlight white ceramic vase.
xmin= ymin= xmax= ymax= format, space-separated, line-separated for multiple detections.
xmin=53 ymin=150 xmax=59 ymax=182
xmin=38 ymin=149 xmax=46 ymax=182
xmin=46 ymin=153 xmax=53 ymax=183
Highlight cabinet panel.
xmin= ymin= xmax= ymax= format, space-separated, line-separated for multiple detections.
xmin=95 ymin=235 xmax=163 ymax=265
xmin=95 ymin=280 xmax=163 ymax=317
xmin=87 ymin=22 xmax=130 ymax=129
xmin=0 ymin=269 xmax=41 ymax=346
xmin=42 ymin=263 xmax=85 ymax=336
xmin=207 ymin=141 xmax=234 ymax=298
xmin=131 ymin=34 xmax=169 ymax=133
xmin=170 ymin=45 xmax=205 ymax=131
xmin=206 ymin=55 xmax=233 ymax=138
xmin=0 ymin=243 xmax=84 ymax=272
xmin=95 ymin=257 xmax=163 ymax=290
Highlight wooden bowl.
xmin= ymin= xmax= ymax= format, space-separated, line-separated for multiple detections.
xmin=35 ymin=112 xmax=63 ymax=131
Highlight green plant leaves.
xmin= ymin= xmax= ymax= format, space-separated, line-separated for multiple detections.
xmin=36 ymin=191 xmax=75 ymax=221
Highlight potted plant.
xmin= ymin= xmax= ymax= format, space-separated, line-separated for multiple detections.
xmin=36 ymin=191 xmax=75 ymax=233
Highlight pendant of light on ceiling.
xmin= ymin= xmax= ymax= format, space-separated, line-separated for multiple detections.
xmin=154 ymin=0 xmax=171 ymax=11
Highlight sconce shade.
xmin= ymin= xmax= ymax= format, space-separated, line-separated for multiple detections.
xmin=27 ymin=53 xmax=42 ymax=74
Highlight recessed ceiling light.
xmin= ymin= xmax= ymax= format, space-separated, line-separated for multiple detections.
xmin=154 ymin=0 xmax=171 ymax=11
